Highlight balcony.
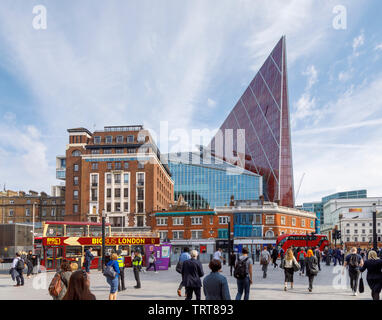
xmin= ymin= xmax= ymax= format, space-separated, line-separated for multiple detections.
xmin=56 ymin=169 xmax=66 ymax=180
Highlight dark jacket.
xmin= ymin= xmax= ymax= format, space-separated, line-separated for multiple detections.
xmin=229 ymin=254 xmax=236 ymax=266
xmin=203 ymin=272 xmax=231 ymax=300
xmin=84 ymin=250 xmax=94 ymax=265
xmin=181 ymin=258 xmax=204 ymax=288
xmin=360 ymin=259 xmax=382 ymax=292
xmin=305 ymin=256 xmax=319 ymax=277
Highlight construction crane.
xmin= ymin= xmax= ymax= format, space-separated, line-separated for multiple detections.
xmin=295 ymin=172 xmax=305 ymax=204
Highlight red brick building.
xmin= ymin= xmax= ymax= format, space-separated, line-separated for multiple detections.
xmin=61 ymin=125 xmax=174 ymax=228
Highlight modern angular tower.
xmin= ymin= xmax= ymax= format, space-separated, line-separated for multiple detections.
xmin=209 ymin=36 xmax=294 ymax=207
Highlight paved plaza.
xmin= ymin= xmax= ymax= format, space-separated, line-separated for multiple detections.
xmin=0 ymin=262 xmax=373 ymax=300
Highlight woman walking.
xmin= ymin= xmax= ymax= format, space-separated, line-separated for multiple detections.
xmin=281 ymin=248 xmax=300 ymax=291
xmin=105 ymin=253 xmax=120 ymax=300
xmin=360 ymin=250 xmax=382 ymax=300
xmin=305 ymin=249 xmax=319 ymax=292
xmin=50 ymin=260 xmax=72 ymax=300
xmin=62 ymin=270 xmax=96 ymax=300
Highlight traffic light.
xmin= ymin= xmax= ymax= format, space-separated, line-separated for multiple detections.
xmin=337 ymin=230 xmax=341 ymax=240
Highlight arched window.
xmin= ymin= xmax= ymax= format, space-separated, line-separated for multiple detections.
xmin=72 ymin=150 xmax=81 ymax=157
xmin=265 ymin=230 xmax=274 ymax=238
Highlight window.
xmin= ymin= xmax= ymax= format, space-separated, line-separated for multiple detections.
xmin=91 ymin=189 xmax=97 ymax=201
xmin=173 ymin=217 xmax=184 ymax=225
xmin=73 ymin=204 xmax=78 ymax=213
xmin=123 ymin=174 xmax=129 ymax=184
xmin=124 ymin=162 xmax=129 ymax=169
xmin=369 ymin=229 xmax=373 ymax=234
xmin=123 ymin=188 xmax=129 ymax=198
xmin=115 ymin=203 xmax=121 ymax=212
xmin=301 ymin=219 xmax=306 ymax=227
xmin=137 ymin=202 xmax=144 ymax=213
xmin=354 ymin=229 xmax=358 ymax=234
xmin=72 ymin=150 xmax=81 ymax=156
xmin=124 ymin=202 xmax=129 ymax=211
xmin=354 ymin=237 xmax=358 ymax=242
xmin=346 ymin=229 xmax=350 ymax=234
xmin=362 ymin=229 xmax=365 ymax=234
xmin=94 ymin=136 xmax=101 ymax=144
xmin=156 ymin=218 xmax=168 ymax=226
xmin=104 ymin=149 xmax=112 ymax=154
xmin=116 ymin=148 xmax=124 ymax=154
xmin=91 ymin=174 xmax=98 ymax=186
xmin=91 ymin=149 xmax=100 ymax=154
xmin=61 ymin=209 xmax=65 ymax=216
xmin=91 ymin=163 xmax=98 ymax=170
xmin=106 ymin=203 xmax=111 ymax=212
xmin=115 ymin=162 xmax=121 ymax=170
xmin=281 ymin=216 xmax=286 ymax=225
xmin=362 ymin=223 xmax=365 ymax=227
xmin=191 ymin=217 xmax=202 ymax=225
xmin=362 ymin=237 xmax=366 ymax=242
xmin=138 ymin=162 xmax=144 ymax=169
xmin=74 ymin=164 xmax=79 ymax=172
xmin=159 ymin=231 xmax=168 ymax=240
xmin=210 ymin=217 xmax=213 ymax=225
xmin=346 ymin=237 xmax=350 ymax=242
xmin=105 ymin=136 xmax=113 ymax=144
xmin=172 ymin=231 xmax=184 ymax=240
xmin=42 ymin=209 xmax=47 ymax=217
xmin=127 ymin=135 xmax=134 ymax=143
xmin=73 ymin=190 xmax=79 ymax=199
xmin=346 ymin=223 xmax=350 ymax=227
xmin=114 ymin=188 xmax=121 ymax=198
xmin=9 ymin=209 xmax=14 ymax=217
xmin=266 ymin=215 xmax=275 ymax=225
xmin=51 ymin=209 xmax=56 ymax=217
xmin=137 ymin=188 xmax=144 ymax=200
xmin=137 ymin=215 xmax=144 ymax=227
xmin=114 ymin=174 xmax=121 ymax=184
xmin=106 ymin=174 xmax=111 ymax=184
xmin=26 ymin=200 xmax=31 ymax=204
xmin=191 ymin=230 xmax=203 ymax=239
xmin=107 ymin=162 xmax=112 ymax=170
xmin=354 ymin=223 xmax=358 ymax=227
xmin=291 ymin=218 xmax=296 ymax=226
xmin=116 ymin=136 xmax=123 ymax=143
xmin=137 ymin=173 xmax=144 ymax=185
xmin=9 ymin=200 xmax=14 ymax=204
xmin=219 ymin=216 xmax=229 ymax=224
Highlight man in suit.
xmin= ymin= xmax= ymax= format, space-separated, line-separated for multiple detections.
xmin=181 ymin=250 xmax=204 ymax=300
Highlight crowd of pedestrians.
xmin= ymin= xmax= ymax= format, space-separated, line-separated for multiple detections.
xmin=7 ymin=244 xmax=382 ymax=301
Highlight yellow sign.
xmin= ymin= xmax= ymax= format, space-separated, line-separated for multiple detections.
xmin=46 ymin=238 xmax=61 ymax=245
xmin=349 ymin=208 xmax=362 ymax=212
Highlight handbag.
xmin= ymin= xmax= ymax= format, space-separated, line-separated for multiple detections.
xmin=292 ymin=260 xmax=301 ymax=272
xmin=103 ymin=265 xmax=117 ymax=279
xmin=280 ymin=259 xmax=286 ymax=269
xmin=175 ymin=261 xmax=183 ymax=274
xmin=359 ymin=275 xmax=364 ymax=293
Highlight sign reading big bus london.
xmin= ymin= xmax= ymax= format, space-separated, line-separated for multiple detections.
xmin=43 ymin=237 xmax=160 ymax=246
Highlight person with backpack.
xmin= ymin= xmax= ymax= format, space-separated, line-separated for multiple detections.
xmin=343 ymin=247 xmax=364 ymax=296
xmin=62 ymin=270 xmax=96 ymax=300
xmin=305 ymin=249 xmax=319 ymax=292
xmin=280 ymin=248 xmax=300 ymax=291
xmin=12 ymin=252 xmax=25 ymax=287
xmin=49 ymin=260 xmax=72 ymax=300
xmin=234 ymin=247 xmax=253 ymax=300
xmin=297 ymin=248 xmax=307 ymax=276
xmin=146 ymin=251 xmax=158 ymax=273
xmin=83 ymin=247 xmax=94 ymax=273
xmin=360 ymin=250 xmax=382 ymax=300
xmin=260 ymin=246 xmax=271 ymax=278
xmin=203 ymin=259 xmax=231 ymax=300
xmin=105 ymin=253 xmax=120 ymax=300
xmin=176 ymin=247 xmax=191 ymax=297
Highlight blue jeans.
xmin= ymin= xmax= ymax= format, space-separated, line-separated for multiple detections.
xmin=235 ymin=276 xmax=250 ymax=300
xmin=107 ymin=276 xmax=119 ymax=294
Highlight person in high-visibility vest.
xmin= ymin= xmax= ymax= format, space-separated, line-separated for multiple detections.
xmin=132 ymin=249 xmax=142 ymax=289
xmin=117 ymin=250 xmax=126 ymax=291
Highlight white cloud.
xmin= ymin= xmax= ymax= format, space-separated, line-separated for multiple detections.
xmin=352 ymin=31 xmax=365 ymax=55
xmin=303 ymin=65 xmax=318 ymax=90
xmin=207 ymin=98 xmax=217 ymax=108
xmin=375 ymin=43 xmax=382 ymax=51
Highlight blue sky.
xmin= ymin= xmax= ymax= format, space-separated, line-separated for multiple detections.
xmin=0 ymin=0 xmax=381 ymax=205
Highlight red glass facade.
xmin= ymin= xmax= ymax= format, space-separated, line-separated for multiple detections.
xmin=209 ymin=36 xmax=294 ymax=207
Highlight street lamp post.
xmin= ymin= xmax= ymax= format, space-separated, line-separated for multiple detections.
xmin=372 ymin=203 xmax=377 ymax=251
xmin=32 ymin=202 xmax=37 ymax=254
xmin=101 ymin=209 xmax=106 ymax=272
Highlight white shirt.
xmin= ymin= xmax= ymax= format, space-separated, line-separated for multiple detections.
xmin=213 ymin=251 xmax=222 ymax=260
xmin=12 ymin=257 xmax=20 ymax=268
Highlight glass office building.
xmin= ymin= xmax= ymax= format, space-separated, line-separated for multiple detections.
xmin=302 ymin=190 xmax=367 ymax=233
xmin=209 ymin=36 xmax=294 ymax=207
xmin=165 ymin=152 xmax=262 ymax=209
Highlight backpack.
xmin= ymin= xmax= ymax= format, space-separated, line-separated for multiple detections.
xmin=16 ymin=258 xmax=25 ymax=270
xmin=349 ymin=254 xmax=359 ymax=268
xmin=234 ymin=257 xmax=249 ymax=279
xmin=103 ymin=264 xmax=117 ymax=279
xmin=48 ymin=272 xmax=67 ymax=297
